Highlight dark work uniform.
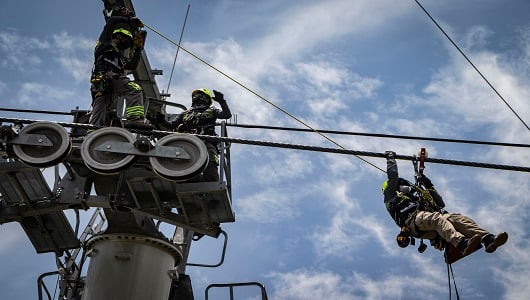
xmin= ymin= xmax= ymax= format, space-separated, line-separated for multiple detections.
xmin=383 ymin=156 xmax=491 ymax=248
xmin=89 ymin=16 xmax=144 ymax=127
xmin=172 ymin=100 xmax=232 ymax=181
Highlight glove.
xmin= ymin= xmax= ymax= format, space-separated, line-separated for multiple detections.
xmin=385 ymin=151 xmax=396 ymax=159
xmin=213 ymin=90 xmax=224 ymax=102
xmin=396 ymin=231 xmax=410 ymax=248
xmin=133 ymin=30 xmax=146 ymax=50
xmin=130 ymin=17 xmax=144 ymax=28
xmin=418 ymin=175 xmax=433 ymax=188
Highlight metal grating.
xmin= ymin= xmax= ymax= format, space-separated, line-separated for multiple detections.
xmin=0 ymin=160 xmax=79 ymax=253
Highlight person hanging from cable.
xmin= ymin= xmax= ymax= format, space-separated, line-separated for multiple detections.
xmin=381 ymin=150 xmax=508 ymax=258
xmin=171 ymin=88 xmax=232 ymax=181
xmin=88 ymin=7 xmax=152 ymax=130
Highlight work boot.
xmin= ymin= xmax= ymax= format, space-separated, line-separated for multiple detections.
xmin=124 ymin=117 xmax=154 ymax=130
xmin=483 ymin=232 xmax=508 ymax=253
xmin=458 ymin=235 xmax=482 ymax=256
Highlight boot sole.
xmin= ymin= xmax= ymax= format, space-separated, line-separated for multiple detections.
xmin=485 ymin=232 xmax=508 ymax=253
xmin=463 ymin=235 xmax=482 ymax=256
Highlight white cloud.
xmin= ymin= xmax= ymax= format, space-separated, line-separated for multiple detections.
xmin=250 ymin=0 xmax=411 ymax=64
xmin=309 ymin=180 xmax=367 ymax=259
xmin=52 ymin=32 xmax=94 ymax=82
xmin=253 ymin=151 xmax=314 ymax=185
xmin=0 ymin=223 xmax=26 ymax=255
xmin=17 ymin=82 xmax=76 ymax=107
xmin=268 ymin=269 xmax=355 ymax=300
xmin=423 ymin=31 xmax=530 ymax=140
xmin=267 ymin=259 xmax=448 ymax=300
xmin=237 ymin=188 xmax=302 ymax=223
xmin=0 ymin=31 xmax=49 ymax=71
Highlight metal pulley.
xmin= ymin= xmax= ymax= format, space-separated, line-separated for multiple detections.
xmin=149 ymin=133 xmax=208 ymax=181
xmin=11 ymin=121 xmax=71 ymax=167
xmin=80 ymin=127 xmax=137 ymax=174
xmin=81 ymin=128 xmax=207 ymax=180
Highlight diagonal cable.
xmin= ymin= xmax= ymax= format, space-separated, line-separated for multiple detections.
xmin=166 ymin=4 xmax=191 ymax=93
xmin=142 ymin=22 xmax=384 ymax=172
xmin=414 ymin=0 xmax=530 ymax=132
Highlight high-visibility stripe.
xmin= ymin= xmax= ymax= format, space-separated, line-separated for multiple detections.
xmin=128 ymin=82 xmax=142 ymax=91
xmin=125 ymin=106 xmax=145 ymax=117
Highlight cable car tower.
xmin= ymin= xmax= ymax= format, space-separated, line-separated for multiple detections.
xmin=0 ymin=1 xmax=267 ymax=299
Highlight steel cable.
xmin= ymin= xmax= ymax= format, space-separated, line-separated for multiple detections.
xmin=224 ymin=123 xmax=530 ymax=148
xmin=1 ymin=117 xmax=527 ymax=173
xmin=141 ymin=22 xmax=384 ymax=172
xmin=414 ymin=0 xmax=530 ymax=132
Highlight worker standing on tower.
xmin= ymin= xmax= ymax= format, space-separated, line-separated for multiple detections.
xmin=381 ymin=150 xmax=508 ymax=256
xmin=172 ymin=88 xmax=232 ymax=181
xmin=88 ymin=9 xmax=152 ymax=129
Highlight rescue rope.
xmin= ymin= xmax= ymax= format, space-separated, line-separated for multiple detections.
xmin=447 ymin=263 xmax=461 ymax=300
xmin=141 ymin=22 xmax=384 ymax=173
xmin=1 ymin=117 xmax=528 ymax=173
xmin=414 ymin=0 xmax=530 ymax=132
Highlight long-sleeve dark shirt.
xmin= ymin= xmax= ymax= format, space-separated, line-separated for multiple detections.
xmin=93 ymin=16 xmax=140 ymax=75
xmin=173 ymin=100 xmax=232 ymax=136
xmin=383 ymin=158 xmax=444 ymax=227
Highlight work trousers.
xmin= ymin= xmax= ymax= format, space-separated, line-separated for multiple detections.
xmin=89 ymin=76 xmax=144 ymax=127
xmin=413 ymin=211 xmax=490 ymax=247
xmin=202 ymin=143 xmax=220 ymax=182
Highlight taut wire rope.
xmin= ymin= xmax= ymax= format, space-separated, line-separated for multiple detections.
xmin=0 ymin=117 xmax=528 ymax=173
xmin=166 ymin=4 xmax=190 ymax=94
xmin=414 ymin=0 xmax=530 ymax=132
xmin=142 ymin=22 xmax=385 ymax=173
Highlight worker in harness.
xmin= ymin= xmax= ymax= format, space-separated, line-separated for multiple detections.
xmin=171 ymin=88 xmax=232 ymax=181
xmin=88 ymin=12 xmax=152 ymax=130
xmin=382 ymin=151 xmax=508 ymax=256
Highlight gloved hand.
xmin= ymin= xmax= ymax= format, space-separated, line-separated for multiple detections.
xmin=130 ymin=17 xmax=144 ymax=28
xmin=396 ymin=231 xmax=410 ymax=248
xmin=385 ymin=151 xmax=396 ymax=159
xmin=133 ymin=30 xmax=146 ymax=50
xmin=213 ymin=90 xmax=224 ymax=102
xmin=418 ymin=174 xmax=433 ymax=188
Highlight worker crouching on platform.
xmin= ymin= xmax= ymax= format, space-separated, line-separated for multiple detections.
xmin=381 ymin=151 xmax=508 ymax=256
xmin=172 ymin=88 xmax=232 ymax=181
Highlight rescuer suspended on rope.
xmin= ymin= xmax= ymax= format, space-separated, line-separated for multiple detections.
xmin=381 ymin=150 xmax=508 ymax=261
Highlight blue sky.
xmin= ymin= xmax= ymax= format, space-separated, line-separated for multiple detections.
xmin=1 ymin=0 xmax=530 ymax=299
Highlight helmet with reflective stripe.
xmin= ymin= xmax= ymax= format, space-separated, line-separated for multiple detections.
xmin=112 ymin=28 xmax=133 ymax=40
xmin=192 ymin=88 xmax=213 ymax=106
xmin=381 ymin=180 xmax=388 ymax=194
xmin=382 ymin=178 xmax=413 ymax=194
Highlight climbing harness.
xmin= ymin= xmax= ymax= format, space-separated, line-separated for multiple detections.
xmin=412 ymin=148 xmax=461 ymax=299
xmin=412 ymin=148 xmax=445 ymax=212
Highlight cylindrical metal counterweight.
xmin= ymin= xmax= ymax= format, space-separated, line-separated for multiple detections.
xmin=81 ymin=234 xmax=182 ymax=300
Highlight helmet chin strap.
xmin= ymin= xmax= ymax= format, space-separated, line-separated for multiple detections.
xmin=399 ymin=185 xmax=412 ymax=193
xmin=191 ymin=100 xmax=208 ymax=108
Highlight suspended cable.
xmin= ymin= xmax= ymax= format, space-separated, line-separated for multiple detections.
xmin=4 ymin=107 xmax=526 ymax=149
xmin=1 ymin=117 xmax=528 ymax=173
xmin=224 ymin=123 xmax=530 ymax=148
xmin=414 ymin=0 xmax=530 ymax=132
xmin=194 ymin=134 xmax=530 ymax=173
xmin=0 ymin=107 xmax=73 ymax=116
xmin=166 ymin=4 xmax=190 ymax=93
xmin=141 ymin=22 xmax=384 ymax=173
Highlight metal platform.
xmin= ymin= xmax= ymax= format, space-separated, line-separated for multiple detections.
xmin=126 ymin=177 xmax=234 ymax=236
xmin=0 ymin=160 xmax=79 ymax=253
